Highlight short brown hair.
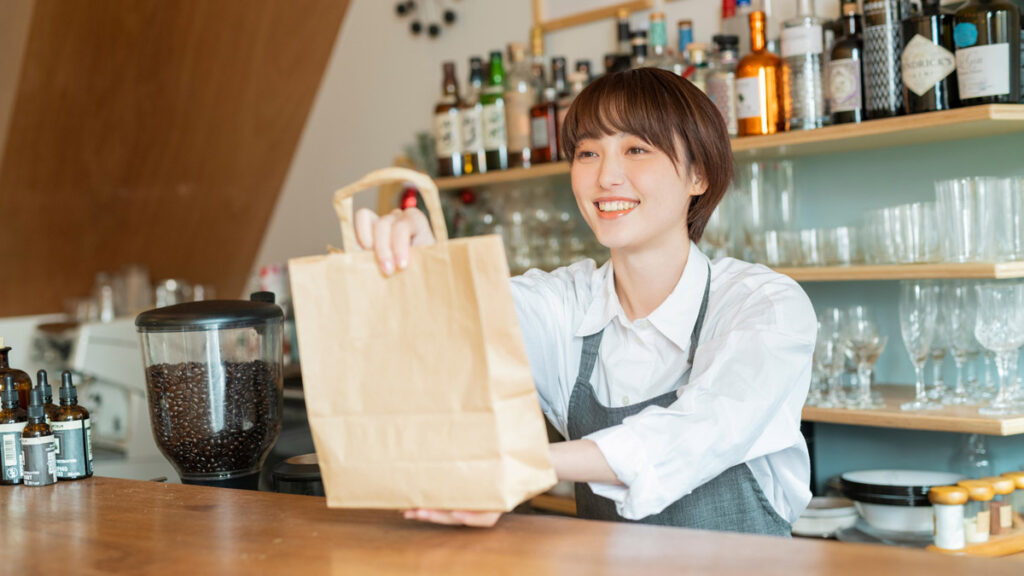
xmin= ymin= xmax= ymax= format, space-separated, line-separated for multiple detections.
xmin=560 ymin=68 xmax=733 ymax=243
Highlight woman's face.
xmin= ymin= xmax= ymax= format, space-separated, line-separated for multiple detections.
xmin=570 ymin=132 xmax=706 ymax=255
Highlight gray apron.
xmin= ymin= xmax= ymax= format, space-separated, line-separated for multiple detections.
xmin=566 ymin=265 xmax=791 ymax=536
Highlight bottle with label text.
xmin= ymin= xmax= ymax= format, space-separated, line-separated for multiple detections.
xmin=954 ymin=0 xmax=1021 ymax=105
xmin=459 ymin=57 xmax=487 ymax=175
xmin=21 ymin=386 xmax=56 ymax=487
xmin=0 ymin=375 xmax=27 ymax=485
xmin=52 ymin=371 xmax=92 ymax=480
xmin=864 ymin=0 xmax=910 ymax=118
xmin=902 ymin=0 xmax=960 ymax=113
xmin=505 ymin=43 xmax=536 ymax=169
xmin=831 ymin=0 xmax=866 ymax=124
xmin=433 ymin=61 xmax=462 ymax=177
xmin=737 ymin=11 xmax=784 ymax=136
xmin=530 ymin=86 xmax=558 ymax=165
xmin=782 ymin=0 xmax=828 ymax=130
xmin=481 ymin=51 xmax=508 ymax=171
xmin=708 ymin=35 xmax=740 ymax=137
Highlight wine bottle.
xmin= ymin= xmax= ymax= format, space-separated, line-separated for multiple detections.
xmin=863 ymin=0 xmax=910 ymax=118
xmin=954 ymin=0 xmax=1021 ymax=105
xmin=901 ymin=0 xmax=959 ymax=113
xmin=830 ymin=0 xmax=866 ymax=124
xmin=433 ymin=61 xmax=462 ymax=177
xmin=736 ymin=11 xmax=784 ymax=136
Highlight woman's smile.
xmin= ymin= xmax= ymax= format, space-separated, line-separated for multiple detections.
xmin=595 ymin=197 xmax=641 ymax=219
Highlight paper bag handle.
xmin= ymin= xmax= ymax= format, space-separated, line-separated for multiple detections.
xmin=332 ymin=167 xmax=449 ymax=252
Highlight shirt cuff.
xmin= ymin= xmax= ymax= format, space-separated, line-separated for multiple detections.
xmin=584 ymin=423 xmax=665 ymax=520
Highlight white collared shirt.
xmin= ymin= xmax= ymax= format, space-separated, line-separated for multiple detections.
xmin=510 ymin=243 xmax=816 ymax=522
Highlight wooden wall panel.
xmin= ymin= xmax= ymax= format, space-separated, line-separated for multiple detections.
xmin=0 ymin=0 xmax=350 ymax=316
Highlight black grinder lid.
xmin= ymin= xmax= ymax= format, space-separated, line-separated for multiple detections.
xmin=135 ymin=294 xmax=283 ymax=333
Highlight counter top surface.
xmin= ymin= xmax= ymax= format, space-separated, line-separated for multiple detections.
xmin=2 ymin=477 xmax=1021 ymax=575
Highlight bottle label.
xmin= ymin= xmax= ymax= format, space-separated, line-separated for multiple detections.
xmin=0 ymin=422 xmax=27 ymax=481
xmin=781 ymin=24 xmax=824 ymax=58
xmin=829 ymin=58 xmax=863 ymax=112
xmin=433 ymin=110 xmax=461 ymax=157
xmin=52 ymin=420 xmax=89 ymax=479
xmin=459 ymin=105 xmax=483 ymax=154
xmin=901 ymin=34 xmax=956 ymax=97
xmin=706 ymin=74 xmax=737 ymax=135
xmin=504 ymin=88 xmax=536 ymax=152
xmin=530 ymin=115 xmax=549 ymax=149
xmin=85 ymin=418 xmax=93 ymax=474
xmin=481 ymin=101 xmax=506 ymax=150
xmin=956 ymin=43 xmax=1011 ymax=99
xmin=21 ymin=435 xmax=57 ymax=486
xmin=735 ymin=76 xmax=764 ymax=120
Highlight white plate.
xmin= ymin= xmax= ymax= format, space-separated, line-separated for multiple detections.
xmin=841 ymin=470 xmax=962 ymax=487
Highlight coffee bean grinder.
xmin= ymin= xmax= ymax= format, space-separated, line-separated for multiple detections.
xmin=135 ymin=293 xmax=283 ymax=489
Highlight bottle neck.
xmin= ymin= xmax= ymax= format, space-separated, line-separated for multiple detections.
xmin=0 ymin=349 xmax=9 ymax=368
xmin=751 ymin=21 xmax=766 ymax=53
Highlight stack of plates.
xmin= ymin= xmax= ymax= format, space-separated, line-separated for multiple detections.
xmin=792 ymin=496 xmax=859 ymax=538
xmin=838 ymin=469 xmax=964 ymax=534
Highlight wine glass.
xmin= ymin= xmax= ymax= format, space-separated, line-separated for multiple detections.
xmin=899 ymin=281 xmax=941 ymax=411
xmin=928 ymin=290 xmax=950 ymax=401
xmin=973 ymin=282 xmax=1024 ymax=416
xmin=814 ymin=307 xmax=846 ymax=408
xmin=841 ymin=306 xmax=887 ymax=410
xmin=943 ymin=280 xmax=976 ymax=405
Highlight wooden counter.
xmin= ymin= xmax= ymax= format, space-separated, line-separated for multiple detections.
xmin=2 ymin=477 xmax=1022 ymax=574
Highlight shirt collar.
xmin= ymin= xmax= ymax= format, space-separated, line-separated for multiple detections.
xmin=575 ymin=243 xmax=711 ymax=352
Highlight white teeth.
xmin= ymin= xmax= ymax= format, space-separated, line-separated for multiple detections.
xmin=597 ymin=201 xmax=639 ymax=213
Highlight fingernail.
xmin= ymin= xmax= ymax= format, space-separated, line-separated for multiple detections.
xmin=382 ymin=260 xmax=394 ymax=275
xmin=397 ymin=258 xmax=408 ymax=270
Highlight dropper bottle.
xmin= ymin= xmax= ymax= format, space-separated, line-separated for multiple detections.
xmin=52 ymin=371 xmax=93 ymax=479
xmin=0 ymin=374 xmax=27 ymax=485
xmin=37 ymin=370 xmax=59 ymax=423
xmin=21 ymin=386 xmax=57 ymax=486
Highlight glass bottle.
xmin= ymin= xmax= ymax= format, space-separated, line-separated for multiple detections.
xmin=1002 ymin=470 xmax=1024 ymax=525
xmin=460 ymin=57 xmax=487 ymax=175
xmin=530 ymin=26 xmax=548 ymax=95
xmin=51 ymin=371 xmax=93 ymax=480
xmin=954 ymin=0 xmax=1021 ymax=105
xmin=902 ymin=0 xmax=960 ymax=113
xmin=830 ymin=0 xmax=866 ymax=124
xmin=0 ymin=339 xmax=31 ymax=411
xmin=21 ymin=387 xmax=56 ymax=487
xmin=782 ymin=0 xmax=828 ymax=131
xmin=36 ymin=370 xmax=59 ymax=423
xmin=504 ymin=43 xmax=536 ymax=169
xmin=630 ymin=30 xmax=649 ymax=69
xmin=481 ymin=50 xmax=508 ymax=171
xmin=686 ymin=43 xmax=710 ymax=92
xmin=648 ymin=12 xmax=675 ymax=70
xmin=958 ymin=479 xmax=995 ymax=543
xmin=605 ymin=8 xmax=633 ymax=75
xmin=736 ymin=11 xmax=784 ymax=136
xmin=980 ymin=476 xmax=1015 ymax=534
xmin=708 ymin=35 xmax=740 ymax=137
xmin=928 ymin=485 xmax=968 ymax=551
xmin=864 ymin=0 xmax=910 ymax=118
xmin=575 ymin=60 xmax=594 ymax=84
xmin=0 ymin=375 xmax=27 ymax=485
xmin=674 ymin=19 xmax=695 ymax=76
xmin=530 ymin=86 xmax=558 ymax=165
xmin=433 ymin=61 xmax=462 ymax=177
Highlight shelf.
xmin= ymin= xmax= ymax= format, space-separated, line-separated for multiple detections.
xmin=774 ymin=261 xmax=1024 ymax=282
xmin=433 ymin=104 xmax=1024 ymax=189
xmin=801 ymin=385 xmax=1024 ymax=436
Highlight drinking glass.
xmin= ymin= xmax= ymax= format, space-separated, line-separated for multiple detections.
xmin=935 ymin=177 xmax=984 ymax=263
xmin=974 ymin=282 xmax=1024 ymax=416
xmin=815 ymin=307 xmax=847 ymax=408
xmin=899 ymin=281 xmax=941 ymax=411
xmin=944 ymin=280 xmax=976 ymax=405
xmin=799 ymin=229 xmax=826 ymax=267
xmin=980 ymin=177 xmax=1024 ymax=262
xmin=824 ymin=226 xmax=861 ymax=266
xmin=760 ymin=230 xmax=800 ymax=267
xmin=842 ymin=306 xmax=887 ymax=410
xmin=891 ymin=202 xmax=939 ymax=264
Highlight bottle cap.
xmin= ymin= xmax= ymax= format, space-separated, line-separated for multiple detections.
xmin=980 ymin=476 xmax=1016 ymax=496
xmin=617 ymin=8 xmax=629 ymax=19
xmin=1 ymin=374 xmax=17 ymax=408
xmin=927 ymin=485 xmax=968 ymax=506
xmin=1002 ymin=471 xmax=1024 ymax=490
xmin=37 ymin=370 xmax=53 ymax=402
xmin=957 ymin=480 xmax=995 ymax=502
xmin=60 ymin=371 xmax=78 ymax=403
xmin=27 ymin=386 xmax=45 ymax=420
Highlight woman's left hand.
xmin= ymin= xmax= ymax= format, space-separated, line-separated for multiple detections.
xmin=402 ymin=509 xmax=503 ymax=527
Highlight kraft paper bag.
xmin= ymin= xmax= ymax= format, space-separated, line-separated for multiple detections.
xmin=289 ymin=167 xmax=557 ymax=511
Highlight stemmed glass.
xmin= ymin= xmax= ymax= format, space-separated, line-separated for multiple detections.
xmin=973 ymin=282 xmax=1024 ymax=416
xmin=899 ymin=281 xmax=941 ymax=411
xmin=928 ymin=295 xmax=950 ymax=401
xmin=943 ymin=280 xmax=976 ymax=405
xmin=842 ymin=306 xmax=887 ymax=410
xmin=813 ymin=307 xmax=846 ymax=408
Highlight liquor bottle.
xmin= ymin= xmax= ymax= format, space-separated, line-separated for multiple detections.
xmin=782 ymin=0 xmax=828 ymax=131
xmin=648 ymin=12 xmax=675 ymax=70
xmin=1014 ymin=0 xmax=1024 ymax=101
xmin=21 ymin=386 xmax=56 ymax=487
xmin=529 ymin=86 xmax=558 ymax=165
xmin=830 ymin=0 xmax=867 ymax=124
xmin=863 ymin=0 xmax=910 ymax=118
xmin=674 ymin=20 xmax=695 ymax=76
xmin=551 ymin=57 xmax=571 ymax=147
xmin=433 ymin=61 xmax=462 ymax=177
xmin=575 ymin=60 xmax=594 ymax=84
xmin=460 ymin=57 xmax=487 ymax=175
xmin=51 ymin=371 xmax=93 ymax=480
xmin=686 ymin=43 xmax=711 ymax=93
xmin=630 ymin=30 xmax=649 ymax=69
xmin=505 ymin=43 xmax=537 ymax=169
xmin=901 ymin=0 xmax=959 ymax=113
xmin=530 ymin=26 xmax=548 ymax=94
xmin=605 ymin=8 xmax=633 ymax=74
xmin=954 ymin=0 xmax=1021 ymax=105
xmin=736 ymin=11 xmax=784 ymax=136
xmin=708 ymin=35 xmax=740 ymax=136
xmin=723 ymin=0 xmax=755 ymax=59
xmin=481 ymin=51 xmax=508 ymax=171
xmin=0 ymin=375 xmax=27 ymax=485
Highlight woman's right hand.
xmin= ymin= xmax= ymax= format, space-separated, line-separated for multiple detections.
xmin=354 ymin=207 xmax=436 ymax=276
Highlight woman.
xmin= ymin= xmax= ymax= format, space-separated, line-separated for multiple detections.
xmin=355 ymin=68 xmax=816 ymax=534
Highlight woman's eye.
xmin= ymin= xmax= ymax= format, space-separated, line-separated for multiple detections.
xmin=627 ymin=146 xmax=647 ymax=155
xmin=576 ymin=150 xmax=596 ymax=159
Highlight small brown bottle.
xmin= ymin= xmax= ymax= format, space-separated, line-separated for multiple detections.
xmin=52 ymin=371 xmax=93 ymax=479
xmin=0 ymin=337 xmax=32 ymax=411
xmin=37 ymin=370 xmax=59 ymax=423
xmin=529 ymin=86 xmax=559 ymax=165
xmin=433 ymin=61 xmax=463 ymax=177
xmin=21 ymin=386 xmax=57 ymax=487
xmin=0 ymin=374 xmax=27 ymax=485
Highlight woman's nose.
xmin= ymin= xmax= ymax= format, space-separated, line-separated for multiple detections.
xmin=597 ymin=155 xmax=624 ymax=189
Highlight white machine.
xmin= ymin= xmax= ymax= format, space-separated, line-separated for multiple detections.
xmin=70 ymin=317 xmax=177 ymax=481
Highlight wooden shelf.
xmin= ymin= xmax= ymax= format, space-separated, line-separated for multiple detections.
xmin=433 ymin=104 xmax=1024 ymax=190
xmin=801 ymin=385 xmax=1024 ymax=436
xmin=775 ymin=261 xmax=1024 ymax=282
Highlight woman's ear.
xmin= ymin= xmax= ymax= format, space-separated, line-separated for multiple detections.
xmin=691 ymin=173 xmax=709 ymax=197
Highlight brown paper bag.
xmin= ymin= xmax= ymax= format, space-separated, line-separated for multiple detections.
xmin=289 ymin=167 xmax=557 ymax=511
